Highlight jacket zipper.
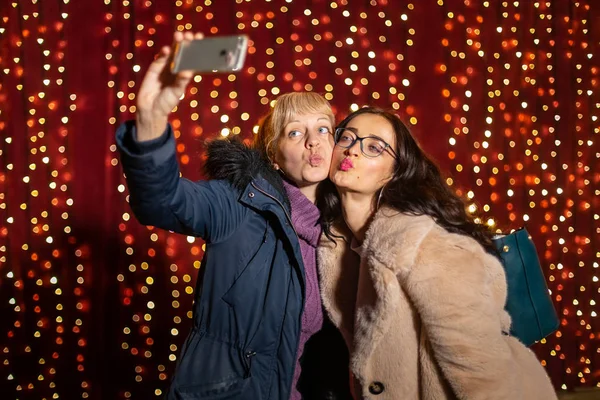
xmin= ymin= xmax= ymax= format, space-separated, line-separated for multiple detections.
xmin=250 ymin=181 xmax=305 ymax=397
xmin=250 ymin=182 xmax=299 ymax=238
xmin=243 ymin=351 xmax=256 ymax=379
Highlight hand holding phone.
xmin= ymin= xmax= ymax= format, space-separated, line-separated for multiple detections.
xmin=135 ymin=31 xmax=204 ymax=142
xmin=170 ymin=35 xmax=249 ymax=74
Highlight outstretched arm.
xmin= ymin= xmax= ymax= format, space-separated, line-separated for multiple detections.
xmin=116 ymin=120 xmax=244 ymax=242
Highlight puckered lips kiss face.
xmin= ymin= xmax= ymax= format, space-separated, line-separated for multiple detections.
xmin=340 ymin=157 xmax=354 ymax=171
xmin=308 ymin=153 xmax=324 ymax=167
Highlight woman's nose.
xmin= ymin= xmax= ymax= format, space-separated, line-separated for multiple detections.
xmin=306 ymin=131 xmax=321 ymax=148
xmin=345 ymin=139 xmax=361 ymax=156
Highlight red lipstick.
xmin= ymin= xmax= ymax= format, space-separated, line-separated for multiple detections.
xmin=340 ymin=158 xmax=353 ymax=171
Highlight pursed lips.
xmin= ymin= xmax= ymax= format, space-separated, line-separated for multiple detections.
xmin=308 ymin=153 xmax=324 ymax=166
xmin=340 ymin=158 xmax=353 ymax=171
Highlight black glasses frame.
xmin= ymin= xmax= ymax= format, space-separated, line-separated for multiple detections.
xmin=334 ymin=127 xmax=398 ymax=159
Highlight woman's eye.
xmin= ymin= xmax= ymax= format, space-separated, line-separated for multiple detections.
xmin=288 ymin=130 xmax=303 ymax=138
xmin=318 ymin=126 xmax=331 ymax=134
xmin=369 ymin=144 xmax=384 ymax=153
xmin=340 ymin=135 xmax=353 ymax=142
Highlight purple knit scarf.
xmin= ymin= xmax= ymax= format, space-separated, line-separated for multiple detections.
xmin=282 ymin=179 xmax=324 ymax=400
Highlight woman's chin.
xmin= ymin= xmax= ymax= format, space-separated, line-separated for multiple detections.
xmin=330 ymin=173 xmax=354 ymax=190
xmin=331 ymin=168 xmax=351 ymax=179
xmin=301 ymin=169 xmax=330 ymax=184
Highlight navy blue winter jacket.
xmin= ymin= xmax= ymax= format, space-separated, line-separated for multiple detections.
xmin=116 ymin=121 xmax=306 ymax=400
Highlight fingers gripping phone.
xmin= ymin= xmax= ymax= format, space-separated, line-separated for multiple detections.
xmin=170 ymin=35 xmax=249 ymax=73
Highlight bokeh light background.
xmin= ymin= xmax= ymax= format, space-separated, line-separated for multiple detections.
xmin=1 ymin=0 xmax=598 ymax=398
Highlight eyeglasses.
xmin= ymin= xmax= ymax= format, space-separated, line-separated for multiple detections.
xmin=334 ymin=127 xmax=398 ymax=159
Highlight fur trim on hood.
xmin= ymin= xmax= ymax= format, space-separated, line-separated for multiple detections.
xmin=203 ymin=138 xmax=290 ymax=209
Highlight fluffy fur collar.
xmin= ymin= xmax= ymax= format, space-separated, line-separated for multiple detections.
xmin=318 ymin=208 xmax=556 ymax=400
xmin=203 ymin=138 xmax=289 ymax=209
xmin=317 ymin=208 xmax=436 ymax=344
xmin=318 ymin=207 xmax=509 ymax=374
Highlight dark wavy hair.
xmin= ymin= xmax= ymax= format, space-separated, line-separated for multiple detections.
xmin=318 ymin=107 xmax=498 ymax=256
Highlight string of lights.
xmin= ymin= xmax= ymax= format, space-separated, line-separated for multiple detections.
xmin=438 ymin=0 xmax=598 ymax=390
xmin=0 ymin=1 xmax=597 ymax=398
xmin=0 ymin=0 xmax=93 ymax=398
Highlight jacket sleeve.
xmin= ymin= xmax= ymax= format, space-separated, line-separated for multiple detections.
xmin=405 ymin=239 xmax=521 ymax=400
xmin=115 ymin=120 xmax=245 ymax=242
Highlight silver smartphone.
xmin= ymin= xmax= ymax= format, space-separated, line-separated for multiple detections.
xmin=170 ymin=35 xmax=249 ymax=73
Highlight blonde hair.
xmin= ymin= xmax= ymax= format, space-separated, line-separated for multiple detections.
xmin=254 ymin=92 xmax=334 ymax=161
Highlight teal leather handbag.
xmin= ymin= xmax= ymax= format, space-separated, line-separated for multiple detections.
xmin=492 ymin=228 xmax=560 ymax=347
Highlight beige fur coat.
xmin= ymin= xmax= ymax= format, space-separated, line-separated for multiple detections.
xmin=318 ymin=208 xmax=557 ymax=400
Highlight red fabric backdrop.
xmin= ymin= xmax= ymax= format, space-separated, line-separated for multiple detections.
xmin=1 ymin=0 xmax=598 ymax=398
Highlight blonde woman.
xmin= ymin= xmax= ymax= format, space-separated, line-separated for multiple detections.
xmin=116 ymin=31 xmax=338 ymax=400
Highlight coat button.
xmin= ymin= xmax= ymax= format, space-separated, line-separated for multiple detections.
xmin=248 ymin=192 xmax=255 ymax=198
xmin=503 ymin=245 xmax=510 ymax=252
xmin=368 ymin=381 xmax=385 ymax=395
